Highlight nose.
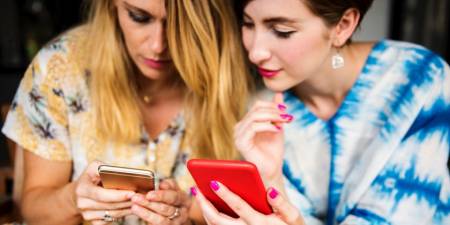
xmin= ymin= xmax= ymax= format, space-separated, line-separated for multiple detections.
xmin=151 ymin=22 xmax=167 ymax=54
xmin=247 ymin=33 xmax=271 ymax=65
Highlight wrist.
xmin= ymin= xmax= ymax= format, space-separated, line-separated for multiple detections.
xmin=66 ymin=182 xmax=81 ymax=215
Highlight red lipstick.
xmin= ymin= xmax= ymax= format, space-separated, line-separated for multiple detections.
xmin=143 ymin=58 xmax=170 ymax=70
xmin=257 ymin=67 xmax=281 ymax=78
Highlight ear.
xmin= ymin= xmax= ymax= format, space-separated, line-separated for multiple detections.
xmin=331 ymin=8 xmax=360 ymax=47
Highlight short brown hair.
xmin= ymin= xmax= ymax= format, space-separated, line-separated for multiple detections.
xmin=302 ymin=0 xmax=374 ymax=27
xmin=236 ymin=0 xmax=374 ymax=28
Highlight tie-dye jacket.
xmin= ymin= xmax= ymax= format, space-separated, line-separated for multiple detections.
xmin=281 ymin=40 xmax=449 ymax=225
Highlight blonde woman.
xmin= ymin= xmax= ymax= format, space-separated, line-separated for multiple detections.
xmin=2 ymin=0 xmax=250 ymax=224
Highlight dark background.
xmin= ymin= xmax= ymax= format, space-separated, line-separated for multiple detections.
xmin=0 ymin=0 xmax=449 ymax=167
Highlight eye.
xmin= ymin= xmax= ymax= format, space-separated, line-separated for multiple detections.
xmin=273 ymin=30 xmax=295 ymax=39
xmin=242 ymin=20 xmax=254 ymax=29
xmin=272 ymin=26 xmax=296 ymax=39
xmin=128 ymin=10 xmax=151 ymax=24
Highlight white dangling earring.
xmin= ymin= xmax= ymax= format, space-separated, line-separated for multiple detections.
xmin=331 ymin=48 xmax=344 ymax=69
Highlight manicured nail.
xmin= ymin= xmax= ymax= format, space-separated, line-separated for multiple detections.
xmin=280 ymin=114 xmax=293 ymax=121
xmin=190 ymin=187 xmax=197 ymax=196
xmin=210 ymin=181 xmax=220 ymax=191
xmin=269 ymin=188 xmax=279 ymax=199
xmin=274 ymin=124 xmax=283 ymax=130
xmin=278 ymin=104 xmax=287 ymax=111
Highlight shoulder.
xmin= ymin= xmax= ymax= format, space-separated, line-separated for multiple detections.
xmin=374 ymin=40 xmax=448 ymax=73
xmin=368 ymin=40 xmax=449 ymax=92
xmin=37 ymin=25 xmax=89 ymax=68
xmin=28 ymin=25 xmax=90 ymax=89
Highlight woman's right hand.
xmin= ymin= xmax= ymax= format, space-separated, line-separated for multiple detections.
xmin=234 ymin=93 xmax=293 ymax=182
xmin=74 ymin=161 xmax=135 ymax=224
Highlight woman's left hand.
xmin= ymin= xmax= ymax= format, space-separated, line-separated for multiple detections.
xmin=191 ymin=181 xmax=305 ymax=225
xmin=131 ymin=179 xmax=192 ymax=225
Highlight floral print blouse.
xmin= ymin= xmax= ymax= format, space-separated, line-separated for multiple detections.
xmin=2 ymin=27 xmax=194 ymax=224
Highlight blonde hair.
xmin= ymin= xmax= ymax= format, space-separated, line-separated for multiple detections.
xmin=167 ymin=0 xmax=252 ymax=159
xmin=86 ymin=0 xmax=251 ymax=159
xmin=86 ymin=0 xmax=142 ymax=144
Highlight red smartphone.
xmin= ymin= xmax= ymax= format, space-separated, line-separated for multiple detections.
xmin=187 ymin=159 xmax=272 ymax=218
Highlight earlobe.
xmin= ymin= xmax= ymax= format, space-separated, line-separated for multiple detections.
xmin=333 ymin=8 xmax=360 ymax=47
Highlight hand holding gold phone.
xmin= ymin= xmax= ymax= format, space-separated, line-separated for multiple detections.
xmin=98 ymin=165 xmax=155 ymax=193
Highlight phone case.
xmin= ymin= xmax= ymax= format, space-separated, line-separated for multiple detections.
xmin=187 ymin=159 xmax=272 ymax=217
xmin=98 ymin=165 xmax=155 ymax=193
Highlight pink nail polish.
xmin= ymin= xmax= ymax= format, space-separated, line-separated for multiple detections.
xmin=190 ymin=187 xmax=197 ymax=196
xmin=269 ymin=188 xmax=278 ymax=199
xmin=274 ymin=124 xmax=283 ymax=130
xmin=278 ymin=104 xmax=287 ymax=111
xmin=280 ymin=114 xmax=293 ymax=121
xmin=210 ymin=181 xmax=220 ymax=191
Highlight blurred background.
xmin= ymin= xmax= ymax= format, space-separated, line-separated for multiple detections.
xmin=0 ymin=0 xmax=448 ymax=222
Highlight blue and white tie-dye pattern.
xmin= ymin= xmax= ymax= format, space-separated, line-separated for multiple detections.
xmin=281 ymin=40 xmax=450 ymax=225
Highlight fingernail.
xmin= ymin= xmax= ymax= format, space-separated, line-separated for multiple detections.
xmin=280 ymin=114 xmax=293 ymax=121
xmin=278 ymin=104 xmax=287 ymax=111
xmin=274 ymin=124 xmax=283 ymax=130
xmin=131 ymin=204 xmax=139 ymax=211
xmin=190 ymin=187 xmax=197 ymax=196
xmin=210 ymin=181 xmax=220 ymax=191
xmin=269 ymin=188 xmax=279 ymax=199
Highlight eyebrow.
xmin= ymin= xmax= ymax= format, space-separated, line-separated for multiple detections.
xmin=244 ymin=13 xmax=298 ymax=25
xmin=263 ymin=17 xmax=298 ymax=25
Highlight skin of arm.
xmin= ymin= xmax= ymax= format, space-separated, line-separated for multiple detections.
xmin=21 ymin=150 xmax=82 ymax=225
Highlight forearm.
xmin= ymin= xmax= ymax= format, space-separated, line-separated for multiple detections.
xmin=22 ymin=181 xmax=82 ymax=225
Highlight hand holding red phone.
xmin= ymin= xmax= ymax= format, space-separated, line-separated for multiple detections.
xmin=234 ymin=92 xmax=293 ymax=182
xmin=131 ymin=179 xmax=191 ymax=225
xmin=74 ymin=161 xmax=135 ymax=224
xmin=191 ymin=183 xmax=305 ymax=225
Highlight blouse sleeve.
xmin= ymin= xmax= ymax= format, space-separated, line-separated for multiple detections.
xmin=2 ymin=43 xmax=72 ymax=161
xmin=339 ymin=54 xmax=450 ymax=225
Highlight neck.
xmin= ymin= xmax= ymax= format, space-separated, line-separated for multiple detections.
xmin=291 ymin=42 xmax=374 ymax=120
xmin=136 ymin=73 xmax=184 ymax=105
xmin=293 ymin=42 xmax=369 ymax=105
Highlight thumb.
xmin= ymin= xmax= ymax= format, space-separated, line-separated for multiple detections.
xmin=267 ymin=187 xmax=304 ymax=225
xmin=86 ymin=160 xmax=105 ymax=183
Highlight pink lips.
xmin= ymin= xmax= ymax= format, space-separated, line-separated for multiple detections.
xmin=143 ymin=58 xmax=171 ymax=70
xmin=257 ymin=67 xmax=281 ymax=78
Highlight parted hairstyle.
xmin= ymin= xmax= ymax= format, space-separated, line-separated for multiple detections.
xmin=85 ymin=0 xmax=251 ymax=159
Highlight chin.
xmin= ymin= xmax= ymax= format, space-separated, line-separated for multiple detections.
xmin=262 ymin=79 xmax=292 ymax=92
xmin=138 ymin=65 xmax=169 ymax=80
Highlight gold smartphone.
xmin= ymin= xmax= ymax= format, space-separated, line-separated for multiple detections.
xmin=98 ymin=165 xmax=155 ymax=193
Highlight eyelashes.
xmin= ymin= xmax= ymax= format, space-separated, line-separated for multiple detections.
xmin=128 ymin=10 xmax=151 ymax=24
xmin=273 ymin=30 xmax=295 ymax=39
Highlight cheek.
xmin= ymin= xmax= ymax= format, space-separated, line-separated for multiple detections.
xmin=277 ymin=34 xmax=328 ymax=69
xmin=117 ymin=13 xmax=135 ymax=52
xmin=241 ymin=29 xmax=253 ymax=52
